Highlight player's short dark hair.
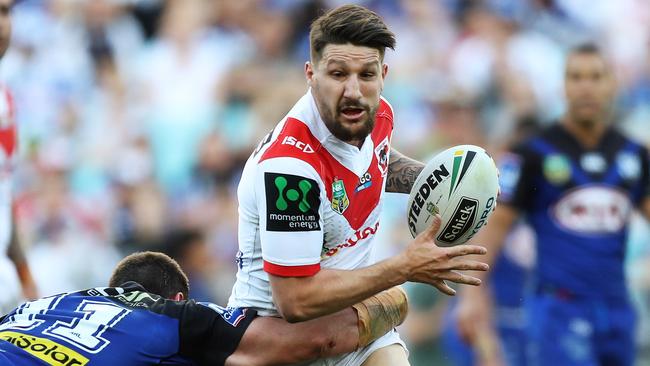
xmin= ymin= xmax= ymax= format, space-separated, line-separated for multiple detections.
xmin=570 ymin=42 xmax=603 ymax=56
xmin=566 ymin=42 xmax=610 ymax=72
xmin=109 ymin=251 xmax=190 ymax=299
xmin=309 ymin=4 xmax=395 ymax=63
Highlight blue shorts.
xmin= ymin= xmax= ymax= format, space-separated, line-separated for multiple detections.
xmin=442 ymin=306 xmax=528 ymax=366
xmin=526 ymin=291 xmax=636 ymax=366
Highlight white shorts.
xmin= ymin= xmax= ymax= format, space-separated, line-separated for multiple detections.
xmin=304 ymin=329 xmax=407 ymax=366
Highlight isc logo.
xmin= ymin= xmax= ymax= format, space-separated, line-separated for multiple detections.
xmin=282 ymin=136 xmax=315 ymax=153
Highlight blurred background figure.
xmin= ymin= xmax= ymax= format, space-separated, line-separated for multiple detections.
xmin=0 ymin=0 xmax=37 ymax=315
xmin=457 ymin=44 xmax=650 ymax=366
xmin=3 ymin=0 xmax=650 ymax=364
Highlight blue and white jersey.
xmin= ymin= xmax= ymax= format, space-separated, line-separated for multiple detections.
xmin=498 ymin=124 xmax=650 ymax=300
xmin=0 ymin=282 xmax=255 ymax=365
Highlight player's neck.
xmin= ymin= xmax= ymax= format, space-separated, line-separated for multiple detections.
xmin=561 ymin=117 xmax=607 ymax=150
xmin=346 ymin=138 xmax=364 ymax=149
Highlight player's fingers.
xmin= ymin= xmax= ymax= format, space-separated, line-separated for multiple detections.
xmin=443 ymin=259 xmax=489 ymax=272
xmin=436 ymin=271 xmax=482 ymax=286
xmin=445 ymin=245 xmax=487 ymax=258
xmin=418 ymin=214 xmax=441 ymax=240
xmin=431 ymin=280 xmax=456 ymax=296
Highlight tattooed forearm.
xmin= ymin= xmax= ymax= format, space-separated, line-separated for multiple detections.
xmin=385 ymin=148 xmax=425 ymax=193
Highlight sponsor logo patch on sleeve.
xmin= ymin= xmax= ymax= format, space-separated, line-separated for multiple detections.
xmin=197 ymin=303 xmax=248 ymax=327
xmin=264 ymin=172 xmax=321 ymax=232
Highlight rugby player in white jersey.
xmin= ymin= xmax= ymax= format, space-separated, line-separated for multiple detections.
xmin=228 ymin=5 xmax=489 ymax=365
xmin=0 ymin=0 xmax=37 ymax=315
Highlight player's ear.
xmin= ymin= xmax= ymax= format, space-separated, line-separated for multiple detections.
xmin=379 ymin=63 xmax=388 ymax=93
xmin=172 ymin=292 xmax=184 ymax=301
xmin=607 ymin=66 xmax=617 ymax=99
xmin=382 ymin=63 xmax=389 ymax=79
xmin=305 ymin=61 xmax=314 ymax=85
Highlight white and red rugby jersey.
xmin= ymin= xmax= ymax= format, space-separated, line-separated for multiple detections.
xmin=0 ymin=85 xmax=16 ymax=254
xmin=0 ymin=85 xmax=20 ymax=312
xmin=228 ymin=89 xmax=394 ymax=315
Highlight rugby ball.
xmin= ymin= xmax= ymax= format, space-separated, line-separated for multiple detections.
xmin=407 ymin=145 xmax=499 ymax=246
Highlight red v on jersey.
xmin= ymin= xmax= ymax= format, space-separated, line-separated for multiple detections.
xmin=260 ymin=104 xmax=393 ymax=231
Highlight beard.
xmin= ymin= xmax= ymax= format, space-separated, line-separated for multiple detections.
xmin=571 ymin=108 xmax=603 ymax=130
xmin=317 ymin=98 xmax=378 ymax=143
xmin=575 ymin=117 xmax=597 ymax=129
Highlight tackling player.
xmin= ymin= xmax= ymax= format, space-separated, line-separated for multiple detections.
xmin=0 ymin=0 xmax=38 ymax=315
xmin=228 ymin=4 xmax=489 ymax=365
xmin=0 ymin=251 xmax=410 ymax=366
xmin=456 ymin=44 xmax=650 ymax=365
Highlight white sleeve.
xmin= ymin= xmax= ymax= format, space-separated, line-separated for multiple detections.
xmin=255 ymin=157 xmax=325 ymax=277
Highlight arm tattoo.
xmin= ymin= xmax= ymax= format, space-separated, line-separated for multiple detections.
xmin=385 ymin=148 xmax=425 ymax=194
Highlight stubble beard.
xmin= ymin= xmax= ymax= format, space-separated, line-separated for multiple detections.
xmin=319 ymin=101 xmax=378 ymax=143
xmin=571 ymin=108 xmax=604 ymax=130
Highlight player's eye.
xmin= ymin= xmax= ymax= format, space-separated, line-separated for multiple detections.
xmin=361 ymin=72 xmax=376 ymax=79
xmin=569 ymin=73 xmax=581 ymax=81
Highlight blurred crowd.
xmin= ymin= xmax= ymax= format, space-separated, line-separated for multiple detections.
xmin=4 ymin=0 xmax=650 ymax=364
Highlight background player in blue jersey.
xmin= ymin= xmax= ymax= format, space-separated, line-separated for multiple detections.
xmin=456 ymin=43 xmax=650 ymax=366
xmin=0 ymin=251 xmax=409 ymax=366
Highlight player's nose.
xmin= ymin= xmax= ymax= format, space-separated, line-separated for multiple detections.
xmin=343 ymin=75 xmax=363 ymax=100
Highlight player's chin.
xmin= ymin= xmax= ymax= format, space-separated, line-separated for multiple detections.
xmin=336 ymin=117 xmax=373 ymax=139
xmin=574 ymin=112 xmax=600 ymax=127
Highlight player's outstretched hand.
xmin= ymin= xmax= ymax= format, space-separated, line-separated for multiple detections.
xmin=401 ymin=215 xmax=489 ymax=295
